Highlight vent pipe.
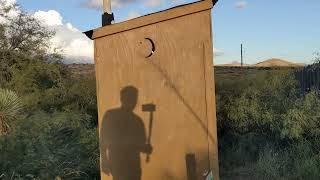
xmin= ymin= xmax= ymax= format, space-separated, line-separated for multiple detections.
xmin=102 ymin=0 xmax=114 ymax=26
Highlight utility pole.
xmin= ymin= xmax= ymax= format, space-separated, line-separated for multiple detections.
xmin=241 ymin=43 xmax=243 ymax=66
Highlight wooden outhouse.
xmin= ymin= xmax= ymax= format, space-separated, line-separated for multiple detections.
xmin=85 ymin=0 xmax=219 ymax=179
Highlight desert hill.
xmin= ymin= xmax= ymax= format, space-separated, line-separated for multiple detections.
xmin=67 ymin=58 xmax=305 ymax=77
xmin=216 ymin=58 xmax=305 ymax=67
xmin=255 ymin=58 xmax=304 ymax=67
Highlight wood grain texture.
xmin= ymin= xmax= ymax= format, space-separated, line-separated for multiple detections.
xmin=93 ymin=2 xmax=219 ymax=179
xmin=92 ymin=0 xmax=213 ymax=39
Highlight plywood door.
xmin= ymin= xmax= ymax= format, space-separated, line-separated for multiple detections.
xmin=95 ymin=10 xmax=217 ymax=180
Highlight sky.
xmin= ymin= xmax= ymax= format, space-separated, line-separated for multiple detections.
xmin=4 ymin=0 xmax=320 ymax=64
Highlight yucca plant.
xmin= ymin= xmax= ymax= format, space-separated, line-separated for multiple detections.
xmin=0 ymin=88 xmax=23 ymax=135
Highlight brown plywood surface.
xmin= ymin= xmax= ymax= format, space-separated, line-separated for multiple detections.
xmin=92 ymin=0 xmax=213 ymax=39
xmin=94 ymin=3 xmax=218 ymax=180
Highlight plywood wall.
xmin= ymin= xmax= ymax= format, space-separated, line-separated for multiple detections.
xmin=94 ymin=7 xmax=219 ymax=180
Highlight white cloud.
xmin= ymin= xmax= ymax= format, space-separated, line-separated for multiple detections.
xmin=235 ymin=1 xmax=248 ymax=9
xmin=34 ymin=10 xmax=63 ymax=26
xmin=33 ymin=10 xmax=93 ymax=63
xmin=0 ymin=1 xmax=93 ymax=63
xmin=81 ymin=0 xmax=102 ymax=10
xmin=144 ymin=0 xmax=163 ymax=7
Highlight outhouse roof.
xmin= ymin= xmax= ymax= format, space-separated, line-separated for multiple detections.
xmin=84 ymin=0 xmax=218 ymax=40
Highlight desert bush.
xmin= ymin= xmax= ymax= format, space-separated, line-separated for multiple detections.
xmin=216 ymin=68 xmax=320 ymax=179
xmin=0 ymin=111 xmax=100 ymax=179
xmin=0 ymin=3 xmax=100 ymax=179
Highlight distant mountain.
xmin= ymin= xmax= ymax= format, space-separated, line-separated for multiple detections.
xmin=255 ymin=58 xmax=305 ymax=67
xmin=215 ymin=58 xmax=305 ymax=67
xmin=68 ymin=59 xmax=305 ymax=77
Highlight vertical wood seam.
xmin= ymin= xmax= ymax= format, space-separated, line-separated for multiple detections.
xmin=202 ymin=42 xmax=211 ymax=174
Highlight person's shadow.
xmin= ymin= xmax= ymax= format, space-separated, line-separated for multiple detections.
xmin=100 ymin=86 xmax=153 ymax=180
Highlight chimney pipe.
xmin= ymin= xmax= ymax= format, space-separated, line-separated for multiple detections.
xmin=103 ymin=0 xmax=112 ymax=14
xmin=102 ymin=0 xmax=114 ymax=26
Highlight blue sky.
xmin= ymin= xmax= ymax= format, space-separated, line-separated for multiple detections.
xmin=16 ymin=0 xmax=320 ymax=64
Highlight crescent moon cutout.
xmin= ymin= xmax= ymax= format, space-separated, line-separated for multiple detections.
xmin=145 ymin=38 xmax=155 ymax=58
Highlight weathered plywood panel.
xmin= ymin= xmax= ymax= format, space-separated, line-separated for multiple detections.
xmin=92 ymin=0 xmax=213 ymax=39
xmin=94 ymin=5 xmax=218 ymax=180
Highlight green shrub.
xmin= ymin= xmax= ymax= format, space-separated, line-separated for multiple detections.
xmin=216 ymin=68 xmax=320 ymax=179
